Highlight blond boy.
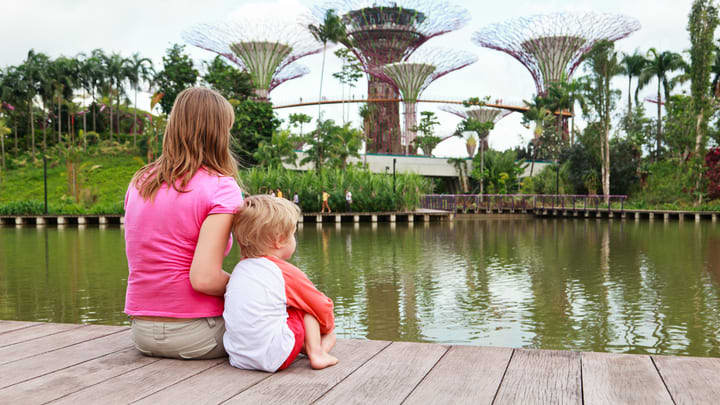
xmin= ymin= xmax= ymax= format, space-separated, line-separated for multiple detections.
xmin=223 ymin=195 xmax=338 ymax=372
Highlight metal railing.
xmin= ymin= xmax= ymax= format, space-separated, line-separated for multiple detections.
xmin=420 ymin=194 xmax=627 ymax=213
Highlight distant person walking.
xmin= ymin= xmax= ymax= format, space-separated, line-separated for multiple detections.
xmin=321 ymin=190 xmax=331 ymax=213
xmin=345 ymin=190 xmax=352 ymax=211
xmin=293 ymin=192 xmax=299 ymax=205
xmin=276 ymin=189 xmax=283 ymax=199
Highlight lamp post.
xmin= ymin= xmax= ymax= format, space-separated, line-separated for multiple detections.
xmin=43 ymin=155 xmax=48 ymax=214
xmin=393 ymin=158 xmax=397 ymax=193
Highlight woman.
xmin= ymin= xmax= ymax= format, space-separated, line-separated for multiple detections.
xmin=124 ymin=87 xmax=243 ymax=359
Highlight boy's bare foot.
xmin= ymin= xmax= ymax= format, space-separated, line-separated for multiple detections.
xmin=321 ymin=332 xmax=336 ymax=353
xmin=309 ymin=351 xmax=338 ymax=370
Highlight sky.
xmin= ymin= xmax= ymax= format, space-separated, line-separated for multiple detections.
xmin=0 ymin=0 xmax=695 ymax=157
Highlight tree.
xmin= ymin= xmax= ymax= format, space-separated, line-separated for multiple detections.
xmin=471 ymin=149 xmax=525 ymax=194
xmin=636 ymin=48 xmax=686 ymax=159
xmin=301 ymin=119 xmax=361 ymax=169
xmin=688 ymin=0 xmax=719 ymax=205
xmin=231 ymin=99 xmax=280 ymax=166
xmin=202 ymin=56 xmax=253 ymax=101
xmin=21 ymin=50 xmax=50 ymax=157
xmin=620 ymin=51 xmax=647 ymax=116
xmin=455 ymin=118 xmax=494 ymax=195
xmin=154 ymin=44 xmax=199 ymax=114
xmin=332 ymin=47 xmax=363 ymax=123
xmin=289 ymin=113 xmax=312 ymax=137
xmin=522 ymin=96 xmax=552 ymax=176
xmin=127 ymin=53 xmax=154 ymax=146
xmin=102 ymin=52 xmax=130 ymax=137
xmin=307 ymin=9 xmax=346 ymax=119
xmin=253 ymin=129 xmax=300 ymax=168
xmin=412 ymin=111 xmax=441 ymax=156
xmin=583 ymin=40 xmax=623 ymax=203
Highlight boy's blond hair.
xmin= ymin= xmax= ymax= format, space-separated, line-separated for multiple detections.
xmin=233 ymin=194 xmax=301 ymax=258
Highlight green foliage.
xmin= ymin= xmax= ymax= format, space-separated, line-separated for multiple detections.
xmin=520 ymin=164 xmax=573 ymax=195
xmin=301 ymin=119 xmax=362 ymax=169
xmin=412 ymin=111 xmax=441 ymax=156
xmin=154 ymin=44 xmax=199 ymax=114
xmin=632 ymin=159 xmax=696 ymax=205
xmin=202 ymin=56 xmax=254 ymax=101
xmin=471 ymin=149 xmax=525 ymax=194
xmin=231 ymin=99 xmax=281 ymax=166
xmin=253 ymin=129 xmax=300 ymax=168
xmin=688 ymin=0 xmax=719 ymax=153
xmin=0 ymin=200 xmax=45 ymax=215
xmin=240 ymin=166 xmax=432 ymax=213
xmin=664 ymin=95 xmax=697 ymax=156
xmin=332 ymin=48 xmax=363 ymax=87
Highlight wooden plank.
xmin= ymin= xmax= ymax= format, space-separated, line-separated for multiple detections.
xmin=494 ymin=348 xmax=581 ymax=405
xmin=314 ymin=341 xmax=448 ymax=405
xmin=226 ymin=339 xmax=391 ymax=404
xmin=49 ymin=357 xmax=226 ymax=404
xmin=0 ymin=329 xmax=131 ymax=389
xmin=0 ymin=323 xmax=84 ymax=348
xmin=0 ymin=348 xmax=158 ymax=404
xmin=0 ymin=320 xmax=41 ymax=334
xmin=0 ymin=324 xmax=124 ymax=365
xmin=133 ymin=362 xmax=270 ymax=405
xmin=403 ymin=345 xmax=513 ymax=405
xmin=652 ymin=354 xmax=720 ymax=404
xmin=582 ymin=352 xmax=673 ymax=405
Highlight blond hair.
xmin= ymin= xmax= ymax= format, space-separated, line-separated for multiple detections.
xmin=132 ymin=87 xmax=239 ymax=200
xmin=233 ymin=194 xmax=301 ymax=258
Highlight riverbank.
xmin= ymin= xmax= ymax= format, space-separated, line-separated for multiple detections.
xmin=1 ymin=320 xmax=717 ymax=403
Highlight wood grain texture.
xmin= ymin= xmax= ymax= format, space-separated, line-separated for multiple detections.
xmin=133 ymin=362 xmax=271 ymax=405
xmin=226 ymin=339 xmax=391 ymax=405
xmin=0 ymin=348 xmax=158 ymax=404
xmin=49 ymin=357 xmax=225 ymax=404
xmin=402 ymin=345 xmax=513 ymax=405
xmin=653 ymin=354 xmax=720 ymax=404
xmin=0 ymin=320 xmax=40 ymax=334
xmin=494 ymin=348 xmax=581 ymax=405
xmin=0 ymin=329 xmax=132 ymax=389
xmin=0 ymin=322 xmax=84 ymax=348
xmin=314 ymin=341 xmax=448 ymax=405
xmin=581 ymin=352 xmax=672 ymax=405
xmin=0 ymin=324 xmax=124 ymax=365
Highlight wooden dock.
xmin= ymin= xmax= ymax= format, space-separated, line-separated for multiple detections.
xmin=1 ymin=321 xmax=719 ymax=404
xmin=0 ymin=210 xmax=452 ymax=227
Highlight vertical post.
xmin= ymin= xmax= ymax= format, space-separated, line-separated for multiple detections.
xmin=43 ymin=155 xmax=48 ymax=214
xmin=392 ymin=158 xmax=396 ymax=193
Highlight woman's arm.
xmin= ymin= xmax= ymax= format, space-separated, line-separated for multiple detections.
xmin=189 ymin=213 xmax=233 ymax=296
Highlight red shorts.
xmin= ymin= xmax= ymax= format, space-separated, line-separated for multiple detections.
xmin=277 ymin=307 xmax=305 ymax=370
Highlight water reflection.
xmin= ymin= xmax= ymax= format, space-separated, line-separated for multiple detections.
xmin=1 ymin=219 xmax=720 ymax=356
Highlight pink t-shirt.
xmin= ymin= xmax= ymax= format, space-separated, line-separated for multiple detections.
xmin=124 ymin=167 xmax=243 ymax=318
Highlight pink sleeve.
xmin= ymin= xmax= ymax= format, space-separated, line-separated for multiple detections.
xmin=209 ymin=176 xmax=243 ymax=215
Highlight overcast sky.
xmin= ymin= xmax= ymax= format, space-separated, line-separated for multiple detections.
xmin=1 ymin=0 xmax=694 ymax=157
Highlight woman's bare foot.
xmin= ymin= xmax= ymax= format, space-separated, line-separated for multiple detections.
xmin=308 ymin=351 xmax=338 ymax=370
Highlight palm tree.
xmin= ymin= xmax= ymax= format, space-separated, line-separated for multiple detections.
xmin=545 ymin=81 xmax=572 ymax=144
xmin=620 ymin=51 xmax=647 ymax=116
xmin=522 ymin=96 xmax=552 ymax=176
xmin=103 ymin=52 xmax=130 ymax=137
xmin=308 ymin=9 xmax=346 ymax=119
xmin=636 ymin=48 xmax=685 ymax=159
xmin=21 ymin=50 xmax=50 ymax=157
xmin=127 ymin=53 xmax=154 ymax=146
xmin=87 ymin=49 xmax=106 ymax=132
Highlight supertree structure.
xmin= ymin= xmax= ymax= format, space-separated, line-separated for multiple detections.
xmin=440 ymin=105 xmax=512 ymax=154
xmin=313 ymin=0 xmax=470 ymax=154
xmin=381 ymin=48 xmax=477 ymax=154
xmin=472 ymin=12 xmax=640 ymax=95
xmin=183 ymin=16 xmax=323 ymax=100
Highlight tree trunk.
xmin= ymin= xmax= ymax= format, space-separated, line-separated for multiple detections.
xmin=82 ymin=90 xmax=87 ymax=136
xmin=133 ymin=87 xmax=138 ymax=146
xmin=1 ymin=128 xmax=5 ymax=169
xmin=29 ymin=102 xmax=35 ymax=157
xmin=695 ymin=112 xmax=705 ymax=157
xmin=117 ymin=86 xmax=121 ymax=137
xmin=92 ymin=87 xmax=96 ymax=132
xmin=14 ymin=119 xmax=18 ymax=151
xmin=627 ymin=75 xmax=632 ymax=117
xmin=480 ymin=141 xmax=485 ymax=197
xmin=317 ymin=43 xmax=327 ymax=120
xmin=603 ymin=75 xmax=611 ymax=205
xmin=58 ymin=93 xmax=62 ymax=144
xmin=656 ymin=80 xmax=662 ymax=161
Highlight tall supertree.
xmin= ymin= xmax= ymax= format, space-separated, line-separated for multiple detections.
xmin=472 ymin=12 xmax=641 ymax=95
xmin=183 ymin=16 xmax=323 ymax=100
xmin=313 ymin=0 xmax=470 ymax=154
xmin=380 ymin=48 xmax=477 ymax=154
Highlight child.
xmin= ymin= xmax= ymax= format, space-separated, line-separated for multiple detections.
xmin=224 ymin=195 xmax=338 ymax=372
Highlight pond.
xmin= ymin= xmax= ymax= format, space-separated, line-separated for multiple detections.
xmin=1 ymin=218 xmax=720 ymax=357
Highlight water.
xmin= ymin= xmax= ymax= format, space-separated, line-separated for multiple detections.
xmin=1 ymin=218 xmax=720 ymax=357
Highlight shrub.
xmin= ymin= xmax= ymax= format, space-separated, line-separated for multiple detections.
xmin=706 ymin=148 xmax=720 ymax=200
xmin=0 ymin=200 xmax=45 ymax=215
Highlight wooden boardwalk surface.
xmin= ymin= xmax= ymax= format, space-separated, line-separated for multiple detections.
xmin=1 ymin=321 xmax=719 ymax=404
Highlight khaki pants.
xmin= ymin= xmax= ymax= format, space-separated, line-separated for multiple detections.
xmin=131 ymin=316 xmax=227 ymax=360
